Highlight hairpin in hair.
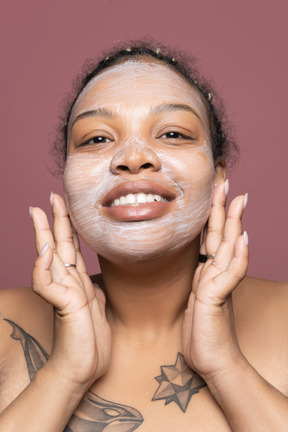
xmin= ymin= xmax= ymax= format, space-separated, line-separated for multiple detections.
xmin=207 ymin=92 xmax=213 ymax=102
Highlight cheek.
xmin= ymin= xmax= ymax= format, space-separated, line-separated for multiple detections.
xmin=159 ymin=146 xmax=215 ymax=211
xmin=63 ymin=149 xmax=215 ymax=262
xmin=63 ymin=155 xmax=108 ymax=231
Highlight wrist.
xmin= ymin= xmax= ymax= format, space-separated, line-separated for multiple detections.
xmin=202 ymin=349 xmax=249 ymax=389
xmin=36 ymin=360 xmax=92 ymax=401
xmin=204 ymin=353 xmax=251 ymax=401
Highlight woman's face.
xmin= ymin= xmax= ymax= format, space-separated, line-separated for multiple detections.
xmin=64 ymin=60 xmax=217 ymax=263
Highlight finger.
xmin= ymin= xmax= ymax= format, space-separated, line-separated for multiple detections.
xmin=31 ymin=206 xmax=56 ymax=254
xmin=212 ymin=233 xmax=249 ymax=301
xmin=199 ymin=223 xmax=208 ymax=256
xmin=94 ymin=286 xmax=107 ymax=317
xmin=212 ymin=194 xmax=247 ymax=271
xmin=31 ymin=206 xmax=74 ymax=282
xmin=32 ymin=244 xmax=53 ymax=289
xmin=71 ymin=226 xmax=88 ymax=274
xmin=32 ymin=245 xmax=72 ymax=308
xmin=70 ymin=227 xmax=97 ymax=305
xmin=205 ymin=180 xmax=228 ymax=256
xmin=52 ymin=193 xmax=77 ymax=267
xmin=191 ymin=265 xmax=203 ymax=293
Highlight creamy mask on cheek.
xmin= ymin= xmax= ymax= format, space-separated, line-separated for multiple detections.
xmin=64 ymin=146 xmax=214 ymax=263
xmin=64 ymin=61 xmax=215 ymax=263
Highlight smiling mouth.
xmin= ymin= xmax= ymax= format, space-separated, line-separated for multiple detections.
xmin=102 ymin=181 xmax=176 ymax=207
xmin=109 ymin=192 xmax=170 ymax=207
xmin=100 ymin=181 xmax=176 ymax=221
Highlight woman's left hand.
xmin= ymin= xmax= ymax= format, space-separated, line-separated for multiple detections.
xmin=182 ymin=181 xmax=249 ymax=384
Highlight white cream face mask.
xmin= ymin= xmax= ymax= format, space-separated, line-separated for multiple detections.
xmin=63 ymin=60 xmax=215 ymax=263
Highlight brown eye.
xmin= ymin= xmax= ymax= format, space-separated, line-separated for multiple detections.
xmin=160 ymin=131 xmax=192 ymax=140
xmin=162 ymin=132 xmax=183 ymax=139
xmin=79 ymin=136 xmax=112 ymax=147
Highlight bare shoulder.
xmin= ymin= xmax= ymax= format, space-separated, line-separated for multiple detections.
xmin=0 ymin=287 xmax=53 ymax=356
xmin=0 ymin=286 xmax=53 ymax=326
xmin=233 ymin=276 xmax=288 ymax=316
xmin=233 ymin=277 xmax=288 ymax=395
xmin=233 ymin=275 xmax=288 ymax=331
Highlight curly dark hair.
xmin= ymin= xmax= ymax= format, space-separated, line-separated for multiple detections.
xmin=52 ymin=40 xmax=238 ymax=174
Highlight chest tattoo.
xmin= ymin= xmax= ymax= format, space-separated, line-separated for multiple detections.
xmin=64 ymin=391 xmax=143 ymax=432
xmin=152 ymin=352 xmax=207 ymax=412
xmin=4 ymin=319 xmax=207 ymax=431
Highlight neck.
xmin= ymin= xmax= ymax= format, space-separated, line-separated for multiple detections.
xmin=98 ymin=239 xmax=200 ymax=338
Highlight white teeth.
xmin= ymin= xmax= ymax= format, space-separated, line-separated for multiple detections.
xmin=114 ymin=199 xmax=120 ymax=206
xmin=126 ymin=193 xmax=136 ymax=204
xmin=110 ymin=193 xmax=169 ymax=207
xmin=136 ymin=193 xmax=147 ymax=204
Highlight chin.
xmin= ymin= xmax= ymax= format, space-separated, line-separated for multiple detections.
xmin=77 ymin=216 xmax=206 ymax=265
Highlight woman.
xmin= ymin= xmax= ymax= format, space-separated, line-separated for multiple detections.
xmin=0 ymin=42 xmax=287 ymax=431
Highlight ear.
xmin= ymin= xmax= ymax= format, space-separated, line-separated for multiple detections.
xmin=214 ymin=157 xmax=226 ymax=187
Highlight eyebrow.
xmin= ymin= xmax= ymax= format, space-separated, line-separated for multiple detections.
xmin=149 ymin=103 xmax=200 ymax=119
xmin=71 ymin=103 xmax=200 ymax=128
xmin=72 ymin=107 xmax=116 ymax=127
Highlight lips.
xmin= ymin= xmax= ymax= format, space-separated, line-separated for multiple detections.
xmin=100 ymin=180 xmax=177 ymax=222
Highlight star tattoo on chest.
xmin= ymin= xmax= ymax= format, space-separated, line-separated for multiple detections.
xmin=152 ymin=352 xmax=207 ymax=412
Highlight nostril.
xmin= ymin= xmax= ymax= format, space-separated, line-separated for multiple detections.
xmin=141 ymin=163 xmax=153 ymax=169
xmin=117 ymin=165 xmax=129 ymax=171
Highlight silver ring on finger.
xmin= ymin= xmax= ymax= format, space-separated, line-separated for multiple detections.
xmin=199 ymin=254 xmax=216 ymax=263
xmin=64 ymin=263 xmax=77 ymax=268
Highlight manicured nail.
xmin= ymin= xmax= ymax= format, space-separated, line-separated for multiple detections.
xmin=40 ymin=242 xmax=49 ymax=256
xmin=243 ymin=231 xmax=249 ymax=246
xmin=243 ymin=193 xmax=248 ymax=209
xmin=29 ymin=206 xmax=34 ymax=218
xmin=225 ymin=179 xmax=230 ymax=196
xmin=50 ymin=192 xmax=54 ymax=206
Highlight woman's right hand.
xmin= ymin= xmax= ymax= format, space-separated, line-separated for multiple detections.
xmin=30 ymin=193 xmax=112 ymax=392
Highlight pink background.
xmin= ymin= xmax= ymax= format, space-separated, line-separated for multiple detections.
xmin=1 ymin=0 xmax=287 ymax=288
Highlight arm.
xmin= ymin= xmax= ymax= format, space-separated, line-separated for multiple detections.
xmin=0 ymin=367 xmax=90 ymax=431
xmin=0 ymin=194 xmax=111 ymax=431
xmin=183 ymin=181 xmax=288 ymax=431
xmin=208 ymin=355 xmax=288 ymax=431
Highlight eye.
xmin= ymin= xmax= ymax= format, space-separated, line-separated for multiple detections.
xmin=160 ymin=131 xmax=189 ymax=139
xmin=159 ymin=131 xmax=194 ymax=141
xmin=79 ymin=135 xmax=112 ymax=147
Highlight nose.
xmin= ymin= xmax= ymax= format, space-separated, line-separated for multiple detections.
xmin=110 ymin=144 xmax=161 ymax=175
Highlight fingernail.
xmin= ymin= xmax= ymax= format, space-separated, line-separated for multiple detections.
xmin=225 ymin=179 xmax=230 ymax=196
xmin=243 ymin=193 xmax=248 ymax=209
xmin=50 ymin=192 xmax=54 ymax=206
xmin=29 ymin=206 xmax=34 ymax=218
xmin=40 ymin=242 xmax=49 ymax=256
xmin=243 ymin=231 xmax=249 ymax=246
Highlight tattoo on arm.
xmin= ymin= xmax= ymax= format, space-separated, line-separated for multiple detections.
xmin=4 ymin=319 xmax=49 ymax=381
xmin=152 ymin=352 xmax=207 ymax=412
xmin=4 ymin=318 xmax=144 ymax=431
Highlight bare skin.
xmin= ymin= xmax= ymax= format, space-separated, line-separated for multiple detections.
xmin=0 ymin=195 xmax=287 ymax=431
xmin=0 ymin=60 xmax=288 ymax=431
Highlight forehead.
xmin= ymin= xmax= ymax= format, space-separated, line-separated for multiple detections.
xmin=70 ymin=60 xmax=208 ymax=123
